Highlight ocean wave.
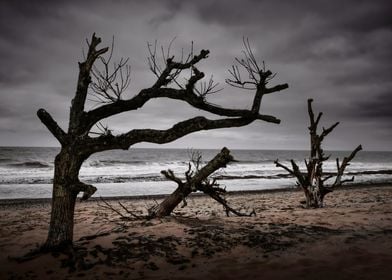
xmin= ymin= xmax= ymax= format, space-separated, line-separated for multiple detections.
xmin=232 ymin=159 xmax=272 ymax=164
xmin=91 ymin=175 xmax=164 ymax=183
xmin=1 ymin=169 xmax=392 ymax=186
xmin=8 ymin=161 xmax=52 ymax=168
xmin=347 ymin=170 xmax=392 ymax=175
xmin=0 ymin=177 xmax=53 ymax=184
xmin=86 ymin=159 xmax=192 ymax=167
xmin=214 ymin=174 xmax=291 ymax=180
xmin=0 ymin=174 xmax=165 ymax=185
xmin=217 ymin=169 xmax=392 ymax=180
xmin=87 ymin=159 xmax=147 ymax=167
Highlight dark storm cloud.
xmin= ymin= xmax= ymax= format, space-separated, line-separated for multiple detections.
xmin=352 ymin=91 xmax=392 ymax=120
xmin=0 ymin=0 xmax=391 ymax=150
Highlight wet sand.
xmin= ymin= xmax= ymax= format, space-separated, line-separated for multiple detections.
xmin=1 ymin=184 xmax=392 ymax=279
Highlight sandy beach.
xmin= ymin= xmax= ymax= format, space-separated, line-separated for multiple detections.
xmin=1 ymin=184 xmax=392 ymax=279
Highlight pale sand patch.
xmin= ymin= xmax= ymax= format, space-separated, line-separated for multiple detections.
xmin=0 ymin=185 xmax=392 ymax=279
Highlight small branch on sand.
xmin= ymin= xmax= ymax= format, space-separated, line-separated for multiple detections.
xmin=97 ymin=197 xmax=150 ymax=220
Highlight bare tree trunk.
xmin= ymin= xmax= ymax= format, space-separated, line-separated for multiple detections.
xmin=42 ymin=149 xmax=83 ymax=249
xmin=303 ymin=185 xmax=322 ymax=208
xmin=43 ymin=184 xmax=77 ymax=250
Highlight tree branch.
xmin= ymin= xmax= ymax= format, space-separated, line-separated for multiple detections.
xmin=69 ymin=33 xmax=109 ymax=134
xmin=152 ymin=48 xmax=209 ymax=88
xmin=265 ymin=83 xmax=289 ymax=94
xmin=307 ymin=98 xmax=315 ymax=127
xmin=80 ymin=38 xmax=288 ymax=134
xmin=320 ymin=122 xmax=339 ymax=140
xmin=73 ymin=182 xmax=97 ymax=201
xmin=37 ymin=109 xmax=68 ymax=145
xmin=291 ymin=160 xmax=307 ymax=187
xmin=315 ymin=112 xmax=323 ymax=127
xmin=333 ymin=144 xmax=362 ymax=186
xmin=186 ymin=66 xmax=205 ymax=91
xmin=90 ymin=48 xmax=131 ymax=104
xmin=200 ymin=185 xmax=256 ymax=217
xmin=84 ymin=87 xmax=281 ymax=133
xmin=274 ymin=160 xmax=295 ymax=175
xmin=161 ymin=169 xmax=183 ymax=186
xmin=83 ymin=116 xmax=259 ymax=154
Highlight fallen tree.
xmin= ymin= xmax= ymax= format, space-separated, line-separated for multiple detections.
xmin=149 ymin=147 xmax=255 ymax=218
xmin=275 ymin=99 xmax=362 ymax=208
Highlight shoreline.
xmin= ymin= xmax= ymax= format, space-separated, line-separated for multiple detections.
xmin=1 ymin=181 xmax=391 ymax=206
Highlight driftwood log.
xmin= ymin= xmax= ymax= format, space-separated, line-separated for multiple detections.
xmin=149 ymin=148 xmax=255 ymax=218
xmin=275 ymin=99 xmax=362 ymax=208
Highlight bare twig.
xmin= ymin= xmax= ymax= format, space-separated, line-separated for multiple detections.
xmin=89 ymin=38 xmax=131 ymax=104
xmin=97 ymin=197 xmax=148 ymax=220
xmin=226 ymin=37 xmax=265 ymax=90
xmin=89 ymin=121 xmax=112 ymax=137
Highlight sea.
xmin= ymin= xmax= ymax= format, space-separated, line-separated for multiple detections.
xmin=0 ymin=147 xmax=391 ymax=199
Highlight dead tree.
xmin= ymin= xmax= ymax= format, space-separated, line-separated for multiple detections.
xmin=37 ymin=34 xmax=288 ymax=250
xmin=149 ymin=147 xmax=255 ymax=218
xmin=275 ymin=99 xmax=362 ymax=208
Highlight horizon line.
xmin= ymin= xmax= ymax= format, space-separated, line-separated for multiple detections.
xmin=0 ymin=145 xmax=391 ymax=153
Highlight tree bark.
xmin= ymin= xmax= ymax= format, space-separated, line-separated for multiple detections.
xmin=303 ymin=185 xmax=321 ymax=208
xmin=150 ymin=185 xmax=192 ymax=218
xmin=43 ymin=184 xmax=77 ymax=250
xmin=42 ymin=149 xmax=83 ymax=249
xmin=150 ymin=147 xmax=235 ymax=218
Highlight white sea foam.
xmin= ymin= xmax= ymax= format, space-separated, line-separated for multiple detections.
xmin=0 ymin=147 xmax=391 ymax=199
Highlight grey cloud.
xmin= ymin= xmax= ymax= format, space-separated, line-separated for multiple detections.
xmin=350 ymin=91 xmax=392 ymax=120
xmin=0 ymin=0 xmax=391 ymax=150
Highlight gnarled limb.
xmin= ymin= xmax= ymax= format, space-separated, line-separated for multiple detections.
xmin=153 ymin=49 xmax=209 ymax=88
xmin=198 ymin=180 xmax=256 ymax=217
xmin=69 ymin=33 xmax=109 ymax=135
xmin=82 ymin=38 xmax=285 ymax=133
xmin=73 ymin=182 xmax=97 ymax=201
xmin=333 ymin=144 xmax=363 ymax=186
xmin=265 ymin=84 xmax=289 ymax=94
xmin=37 ymin=109 xmax=68 ymax=145
xmin=84 ymin=87 xmax=281 ymax=133
xmin=82 ymin=116 xmax=259 ymax=155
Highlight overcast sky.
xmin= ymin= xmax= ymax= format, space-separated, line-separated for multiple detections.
xmin=0 ymin=0 xmax=391 ymax=151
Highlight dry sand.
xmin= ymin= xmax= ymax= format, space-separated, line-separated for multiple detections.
xmin=1 ymin=184 xmax=392 ymax=279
